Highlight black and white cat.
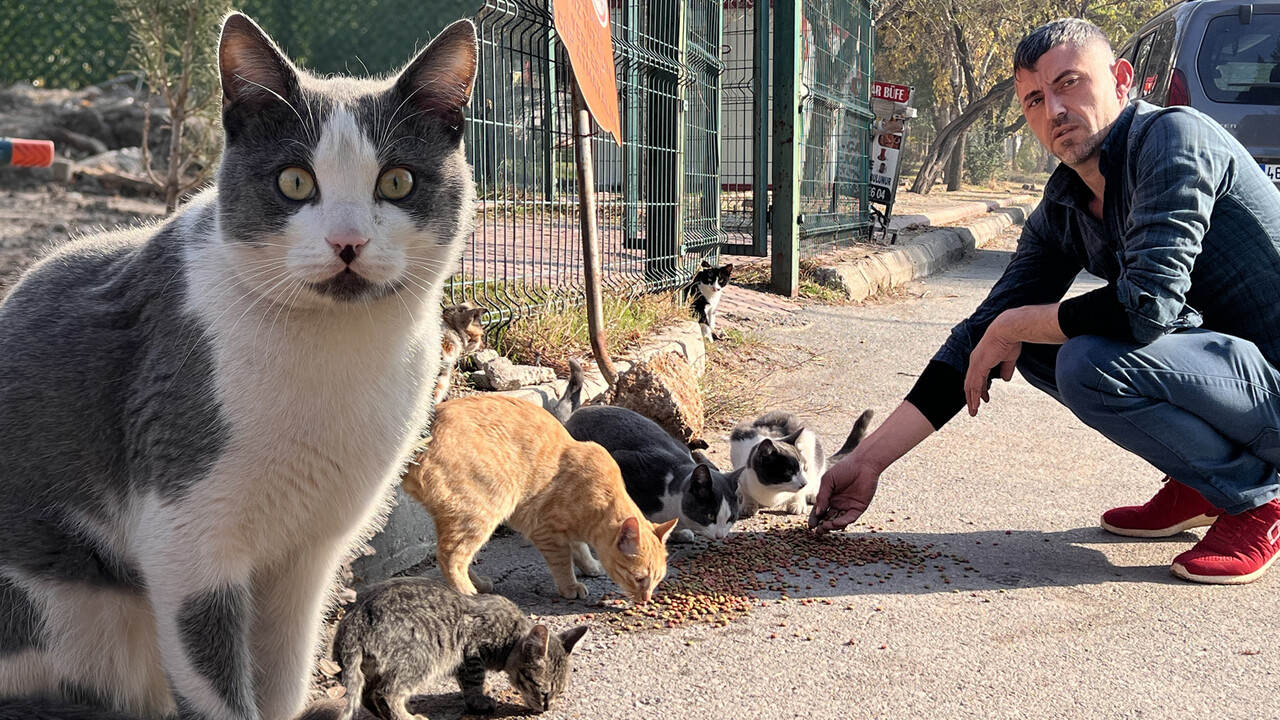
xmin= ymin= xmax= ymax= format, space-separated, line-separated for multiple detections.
xmin=563 ymin=405 xmax=739 ymax=542
xmin=332 ymin=578 xmax=587 ymax=720
xmin=0 ymin=14 xmax=477 ymax=720
xmin=687 ymin=260 xmax=733 ymax=342
xmin=732 ymin=410 xmax=873 ymax=516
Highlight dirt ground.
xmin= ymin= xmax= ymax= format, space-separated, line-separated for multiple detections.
xmin=0 ymin=184 xmax=165 ymax=297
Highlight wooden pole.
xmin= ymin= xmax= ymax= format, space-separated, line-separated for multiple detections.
xmin=570 ymin=76 xmax=618 ymax=387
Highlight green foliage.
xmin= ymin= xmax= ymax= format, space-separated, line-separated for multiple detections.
xmin=2 ymin=0 xmax=481 ymax=91
xmin=0 ymin=0 xmax=133 ymax=89
xmin=1014 ymin=129 xmax=1040 ymax=173
xmin=963 ymin=114 xmax=1006 ymax=185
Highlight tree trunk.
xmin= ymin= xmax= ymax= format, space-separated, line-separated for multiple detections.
xmin=946 ymin=141 xmax=964 ymax=191
xmin=909 ymin=76 xmax=1015 ymax=195
xmin=165 ymin=109 xmax=184 ymax=214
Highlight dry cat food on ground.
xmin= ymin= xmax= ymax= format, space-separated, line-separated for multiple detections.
xmin=592 ymin=517 xmax=976 ymax=633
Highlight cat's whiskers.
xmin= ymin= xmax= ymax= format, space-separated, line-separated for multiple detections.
xmin=164 ymin=258 xmax=297 ymax=393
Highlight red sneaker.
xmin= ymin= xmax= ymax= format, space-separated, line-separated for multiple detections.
xmin=1170 ymin=499 xmax=1280 ymax=584
xmin=1100 ymin=476 xmax=1221 ymax=538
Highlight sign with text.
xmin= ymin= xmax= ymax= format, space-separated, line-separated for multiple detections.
xmin=554 ymin=0 xmax=622 ymax=146
xmin=869 ymin=81 xmax=913 ymax=209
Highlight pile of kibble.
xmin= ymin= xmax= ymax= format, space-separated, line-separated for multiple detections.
xmin=590 ymin=518 xmax=975 ymax=633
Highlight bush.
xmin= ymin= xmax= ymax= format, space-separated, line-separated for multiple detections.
xmin=963 ymin=115 xmax=1006 ymax=186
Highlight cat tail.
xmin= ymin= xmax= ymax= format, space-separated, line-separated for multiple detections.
xmin=337 ymin=645 xmax=367 ymax=720
xmin=830 ymin=409 xmax=875 ymax=463
xmin=551 ymin=358 xmax=584 ymax=423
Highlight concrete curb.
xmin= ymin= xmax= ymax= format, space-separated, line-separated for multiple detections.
xmin=352 ymin=320 xmax=706 ymax=586
xmin=887 ymin=193 xmax=1039 ymax=230
xmin=813 ymin=199 xmax=1040 ymax=302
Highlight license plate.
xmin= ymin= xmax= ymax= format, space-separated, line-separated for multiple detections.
xmin=1262 ymin=163 xmax=1280 ymax=182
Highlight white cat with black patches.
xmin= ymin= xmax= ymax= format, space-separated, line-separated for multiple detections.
xmin=0 ymin=14 xmax=477 ymax=720
xmin=688 ymin=260 xmax=733 ymax=342
xmin=731 ymin=410 xmax=873 ymax=516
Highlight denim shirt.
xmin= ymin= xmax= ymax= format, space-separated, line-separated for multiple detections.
xmin=909 ymin=100 xmax=1280 ymax=429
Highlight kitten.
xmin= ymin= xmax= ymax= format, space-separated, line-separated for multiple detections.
xmin=332 ymin=578 xmax=587 ymax=720
xmin=402 ymin=395 xmax=678 ymax=602
xmin=433 ymin=302 xmax=487 ymax=405
xmin=564 ymin=405 xmax=738 ymax=542
xmin=687 ymin=260 xmax=733 ymax=342
xmin=0 ymin=14 xmax=477 ymax=720
xmin=732 ymin=410 xmax=873 ymax=516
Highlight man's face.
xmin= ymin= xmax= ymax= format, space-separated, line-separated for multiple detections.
xmin=1015 ymin=41 xmax=1133 ymax=167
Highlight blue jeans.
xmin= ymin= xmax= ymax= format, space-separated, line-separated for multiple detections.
xmin=1015 ymin=330 xmax=1280 ymax=515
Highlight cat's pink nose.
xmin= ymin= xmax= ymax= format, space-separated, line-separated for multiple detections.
xmin=327 ymin=231 xmax=367 ymax=265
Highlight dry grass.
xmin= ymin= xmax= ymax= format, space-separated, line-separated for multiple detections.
xmin=700 ymin=328 xmax=827 ymax=433
xmin=492 ymin=291 xmax=690 ymax=374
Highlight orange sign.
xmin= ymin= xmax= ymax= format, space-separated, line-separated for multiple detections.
xmin=553 ymin=0 xmax=622 ymax=145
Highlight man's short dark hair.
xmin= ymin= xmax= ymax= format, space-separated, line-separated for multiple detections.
xmin=1014 ymin=18 xmax=1112 ymax=74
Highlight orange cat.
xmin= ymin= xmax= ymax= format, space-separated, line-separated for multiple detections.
xmin=403 ymin=394 xmax=678 ymax=603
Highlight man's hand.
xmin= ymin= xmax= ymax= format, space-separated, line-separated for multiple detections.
xmin=808 ymin=402 xmax=935 ymax=533
xmin=963 ymin=305 xmax=1067 ymax=416
xmin=964 ymin=322 xmax=1021 ymax=417
xmin=809 ymin=451 xmax=881 ymax=533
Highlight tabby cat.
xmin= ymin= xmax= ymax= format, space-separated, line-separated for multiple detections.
xmin=432 ymin=302 xmax=487 ymax=405
xmin=332 ymin=578 xmax=587 ymax=720
xmin=402 ymin=395 xmax=677 ymax=603
xmin=0 ymin=13 xmax=477 ymax=720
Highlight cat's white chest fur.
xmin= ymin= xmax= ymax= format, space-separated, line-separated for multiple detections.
xmin=178 ymin=214 xmax=441 ymax=559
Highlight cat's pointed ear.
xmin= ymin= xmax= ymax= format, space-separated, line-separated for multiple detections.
xmin=616 ymin=516 xmax=641 ymax=556
xmin=700 ymin=259 xmax=712 ymax=269
xmin=654 ymin=518 xmax=680 ymax=544
xmin=467 ymin=307 xmax=488 ymax=324
xmin=722 ymin=264 xmax=735 ymax=277
xmin=755 ymin=438 xmax=776 ymax=456
xmin=780 ymin=427 xmax=805 ymax=446
xmin=559 ymin=625 xmax=589 ymax=654
xmin=219 ymin=14 xmax=299 ymax=116
xmin=523 ymin=625 xmax=550 ymax=660
xmin=690 ymin=464 xmax=714 ymax=500
xmin=394 ymin=19 xmax=478 ymax=123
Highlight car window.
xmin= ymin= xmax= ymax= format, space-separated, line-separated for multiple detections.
xmin=1197 ymin=12 xmax=1280 ymax=105
xmin=1130 ymin=31 xmax=1156 ymax=100
xmin=1140 ymin=21 xmax=1177 ymax=100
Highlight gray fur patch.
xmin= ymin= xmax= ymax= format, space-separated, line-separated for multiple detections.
xmin=178 ymin=586 xmax=253 ymax=718
xmin=0 ymin=577 xmax=44 ymax=654
xmin=0 ymin=207 xmax=230 ymax=584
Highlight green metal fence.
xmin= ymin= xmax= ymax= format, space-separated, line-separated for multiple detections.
xmin=717 ymin=0 xmax=875 ymax=293
xmin=0 ymin=0 xmax=476 ymax=89
xmin=795 ymin=0 xmax=875 ymax=257
xmin=450 ymin=0 xmax=724 ymax=326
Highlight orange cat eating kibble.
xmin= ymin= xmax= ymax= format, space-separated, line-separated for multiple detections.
xmin=403 ymin=394 xmax=677 ymax=603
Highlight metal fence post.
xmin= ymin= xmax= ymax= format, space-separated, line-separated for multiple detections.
xmin=643 ymin=0 xmax=685 ymax=286
xmin=623 ymin=0 xmax=641 ymax=249
xmin=751 ymin=0 xmax=770 ymax=257
xmin=544 ymin=23 xmax=559 ymax=204
xmin=770 ymin=0 xmax=801 ymax=297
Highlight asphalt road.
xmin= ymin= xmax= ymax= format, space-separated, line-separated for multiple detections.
xmin=393 ymin=233 xmax=1280 ymax=720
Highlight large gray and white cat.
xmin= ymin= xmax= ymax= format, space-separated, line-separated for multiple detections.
xmin=0 ymin=13 xmax=477 ymax=720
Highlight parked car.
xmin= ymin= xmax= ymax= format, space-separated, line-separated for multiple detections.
xmin=1116 ymin=0 xmax=1280 ymax=188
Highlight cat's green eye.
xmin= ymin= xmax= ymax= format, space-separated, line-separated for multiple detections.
xmin=377 ymin=168 xmax=414 ymax=200
xmin=277 ymin=167 xmax=316 ymax=201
